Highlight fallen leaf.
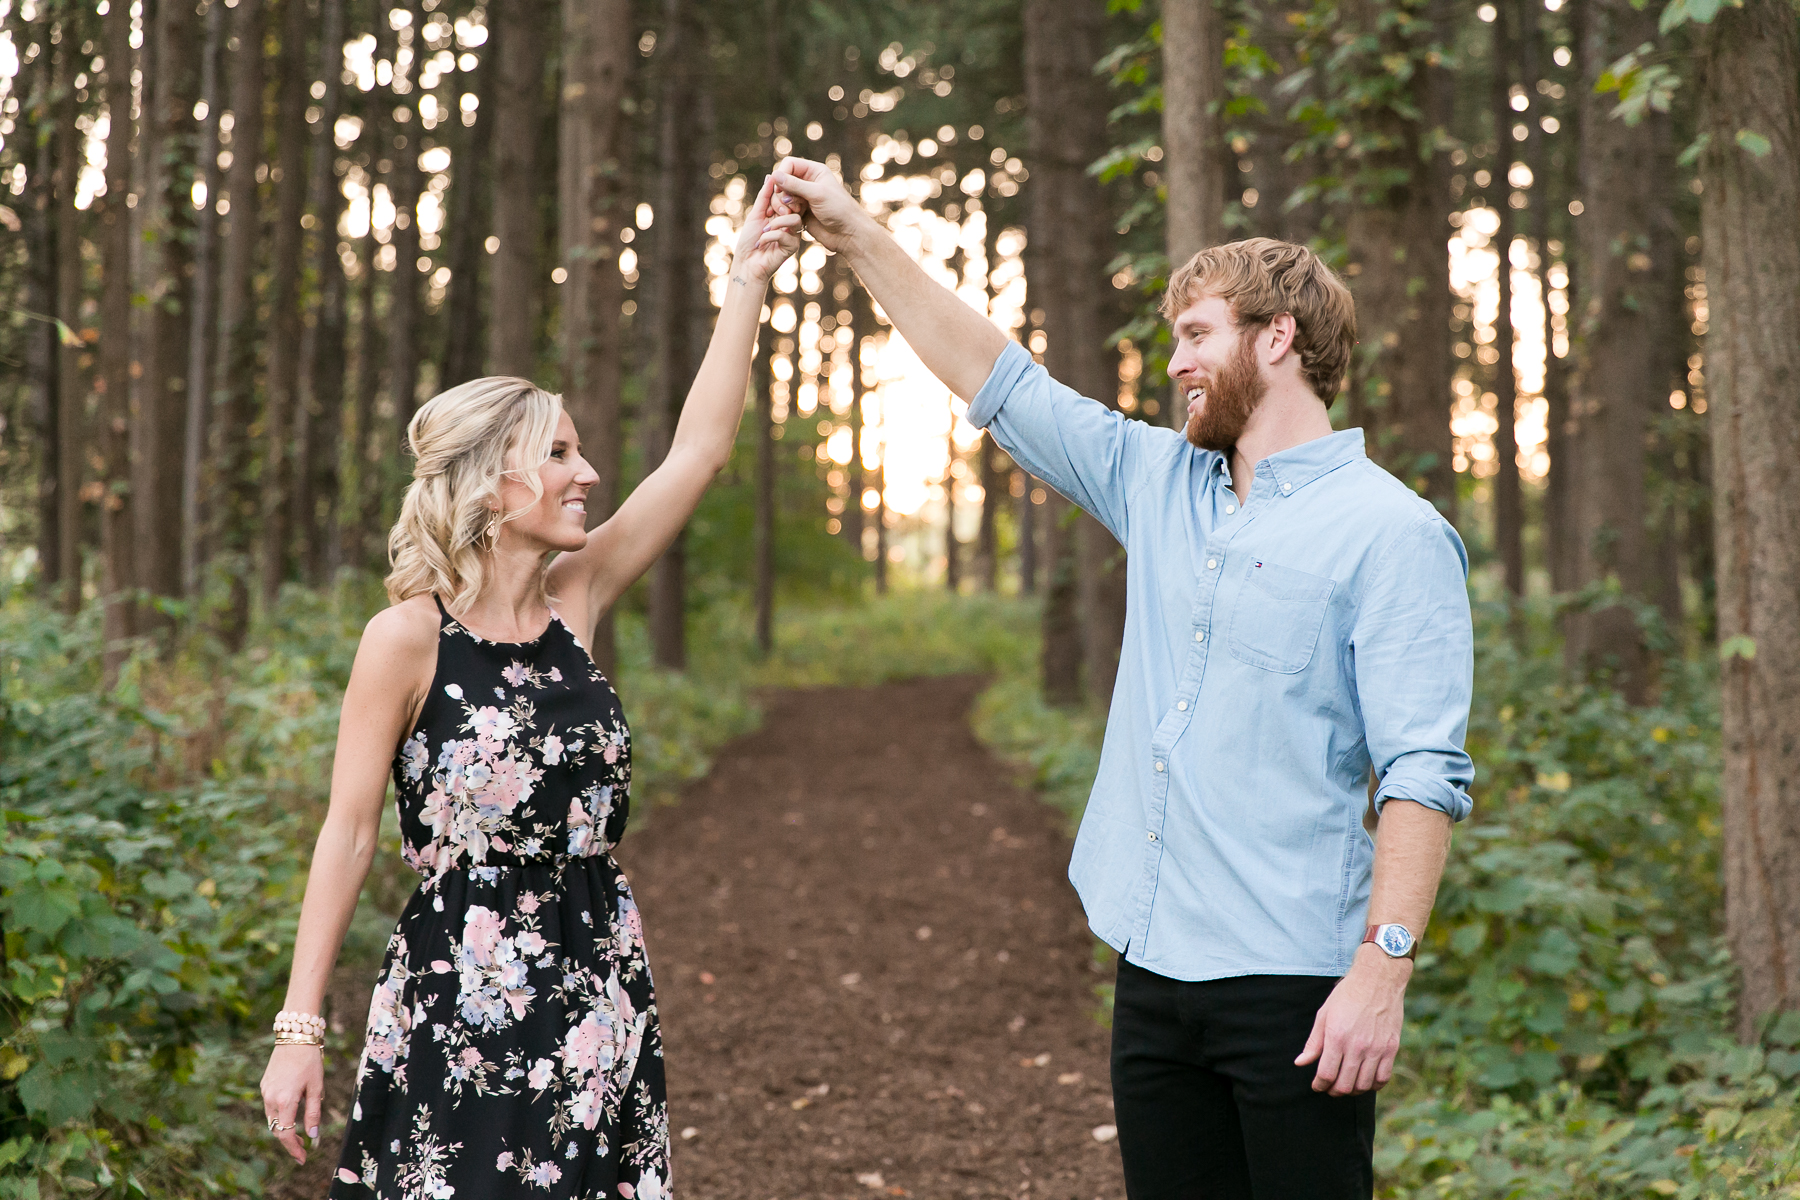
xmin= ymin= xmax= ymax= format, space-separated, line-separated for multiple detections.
xmin=807 ymin=1082 xmax=831 ymax=1096
xmin=698 ymin=971 xmax=716 ymax=985
xmin=1092 ymin=1124 xmax=1118 ymax=1143
xmin=679 ymin=1127 xmax=698 ymax=1141
xmin=1057 ymin=1072 xmax=1083 ymax=1085
xmin=916 ymin=925 xmax=933 ymax=941
xmin=1033 ymin=1052 xmax=1051 ymax=1066
xmin=1007 ymin=1014 xmax=1025 ymax=1032
xmin=839 ymin=972 xmax=862 ymax=987
xmin=856 ymin=1172 xmax=886 ymax=1189
xmin=790 ymin=1097 xmax=810 ymax=1110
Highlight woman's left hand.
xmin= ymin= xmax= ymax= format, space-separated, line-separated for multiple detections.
xmin=731 ymin=174 xmax=807 ymax=285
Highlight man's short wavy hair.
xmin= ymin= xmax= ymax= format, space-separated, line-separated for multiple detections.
xmin=1160 ymin=237 xmax=1357 ymax=403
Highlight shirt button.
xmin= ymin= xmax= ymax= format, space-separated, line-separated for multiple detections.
xmin=1177 ymin=700 xmax=1188 ymax=711
xmin=1224 ymin=504 xmax=1235 ymax=515
xmin=1147 ymin=831 xmax=1159 ymax=843
xmin=1206 ymin=558 xmax=1218 ymax=570
xmin=1154 ymin=761 xmax=1165 ymax=772
xmin=1280 ymin=482 xmax=1292 ymax=494
xmin=1194 ymin=630 xmax=1205 ymax=642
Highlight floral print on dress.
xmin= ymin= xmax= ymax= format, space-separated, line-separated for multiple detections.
xmin=332 ymin=600 xmax=668 ymax=1200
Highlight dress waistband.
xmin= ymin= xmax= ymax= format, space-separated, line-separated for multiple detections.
xmin=445 ymin=849 xmax=612 ymax=871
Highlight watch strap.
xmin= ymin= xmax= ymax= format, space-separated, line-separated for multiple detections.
xmin=1363 ymin=923 xmax=1417 ymax=959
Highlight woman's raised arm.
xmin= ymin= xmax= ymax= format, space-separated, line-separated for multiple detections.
xmin=548 ymin=175 xmax=802 ymax=616
xmin=259 ymin=595 xmax=439 ymax=1165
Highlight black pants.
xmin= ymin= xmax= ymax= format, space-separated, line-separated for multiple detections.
xmin=1110 ymin=957 xmax=1376 ymax=1200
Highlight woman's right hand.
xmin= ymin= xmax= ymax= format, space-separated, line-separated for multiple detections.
xmin=261 ymin=1045 xmax=326 ymax=1165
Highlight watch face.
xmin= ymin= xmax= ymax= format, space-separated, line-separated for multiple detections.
xmin=1378 ymin=925 xmax=1412 ymax=956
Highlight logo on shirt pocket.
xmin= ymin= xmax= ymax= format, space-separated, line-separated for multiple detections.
xmin=1228 ymin=561 xmax=1336 ymax=674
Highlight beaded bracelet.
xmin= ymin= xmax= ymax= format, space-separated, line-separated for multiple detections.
xmin=273 ymin=1009 xmax=327 ymax=1046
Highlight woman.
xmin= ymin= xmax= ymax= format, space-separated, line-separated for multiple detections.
xmin=259 ymin=177 xmax=803 ymax=1199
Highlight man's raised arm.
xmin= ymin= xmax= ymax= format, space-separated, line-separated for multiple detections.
xmin=772 ymin=157 xmax=1007 ymax=400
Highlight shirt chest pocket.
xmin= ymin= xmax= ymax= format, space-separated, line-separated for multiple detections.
xmin=1228 ymin=561 xmax=1336 ymax=674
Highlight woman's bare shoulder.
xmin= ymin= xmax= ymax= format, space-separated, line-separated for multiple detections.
xmin=357 ymin=594 xmax=442 ymax=664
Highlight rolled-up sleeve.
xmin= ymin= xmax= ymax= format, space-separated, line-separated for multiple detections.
xmin=1353 ymin=515 xmax=1476 ymax=821
xmin=967 ymin=339 xmax=1142 ymax=544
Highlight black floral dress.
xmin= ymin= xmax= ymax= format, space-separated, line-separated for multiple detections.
xmin=331 ymin=597 xmax=669 ymax=1200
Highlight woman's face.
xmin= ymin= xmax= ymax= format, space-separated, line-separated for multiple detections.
xmin=495 ymin=411 xmax=598 ymax=554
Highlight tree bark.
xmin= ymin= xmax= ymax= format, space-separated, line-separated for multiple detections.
xmin=1565 ymin=0 xmax=1671 ymax=701
xmin=1490 ymin=6 xmax=1524 ymax=599
xmin=1018 ymin=476 xmax=1038 ymax=595
xmin=1698 ymin=0 xmax=1800 ymax=1036
xmin=440 ymin=21 xmax=495 ymax=390
xmin=296 ymin=0 xmax=348 ymax=583
xmin=1024 ymin=0 xmax=1124 ymax=703
xmin=53 ymin=11 xmax=86 ymax=614
xmin=99 ymin=0 xmax=138 ymax=665
xmin=558 ymin=0 xmax=632 ymax=675
xmin=643 ymin=0 xmax=709 ymax=671
xmin=1161 ymin=0 xmax=1227 ymax=429
xmin=25 ymin=11 xmax=61 ymax=598
xmin=1341 ymin=0 xmax=1457 ymax=522
xmin=488 ymin=0 xmax=545 ymax=378
xmin=754 ymin=0 xmax=782 ymax=647
xmin=182 ymin=0 xmax=226 ymax=599
xmin=350 ymin=229 xmax=387 ymax=570
xmin=943 ymin=432 xmax=961 ymax=592
xmin=256 ymin=0 xmax=313 ymax=606
xmin=387 ymin=0 xmax=427 ymax=440
xmin=136 ymin=0 xmax=200 ymax=616
xmin=1525 ymin=0 xmax=1574 ymax=595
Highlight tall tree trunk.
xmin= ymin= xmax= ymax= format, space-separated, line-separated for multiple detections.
xmin=1565 ymin=0 xmax=1670 ymax=701
xmin=212 ymin=0 xmax=267 ymax=650
xmin=643 ymin=0 xmax=707 ymax=671
xmin=976 ymin=437 xmax=1004 ymax=590
xmin=1018 ymin=476 xmax=1038 ymax=595
xmin=440 ymin=21 xmax=495 ymax=389
xmin=943 ymin=432 xmax=961 ymax=592
xmin=53 ymin=12 xmax=86 ymax=614
xmin=1698 ymin=0 xmax=1800 ymax=1036
xmin=138 ymin=0 xmax=201 ymax=618
xmin=753 ymin=0 xmax=782 ymax=648
xmin=182 ymin=0 xmax=225 ymax=599
xmin=387 ymin=0 xmax=426 ymax=440
xmin=99 ymin=0 xmax=138 ymax=667
xmin=25 ymin=13 xmax=62 ymax=598
xmin=1341 ymin=0 xmax=1457 ymax=521
xmin=1161 ymin=0 xmax=1227 ymax=429
xmin=559 ymin=0 xmax=632 ymax=675
xmin=296 ymin=0 xmax=348 ymax=584
xmin=1490 ymin=6 xmax=1524 ymax=599
xmin=1526 ymin=0 xmax=1574 ymax=595
xmin=350 ymin=230 xmax=387 ymax=570
xmin=1024 ymin=0 xmax=1124 ymax=703
xmin=258 ymin=0 xmax=313 ymax=606
xmin=488 ymin=0 xmax=544 ymax=377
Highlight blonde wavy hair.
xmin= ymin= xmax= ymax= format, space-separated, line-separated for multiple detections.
xmin=384 ymin=376 xmax=564 ymax=612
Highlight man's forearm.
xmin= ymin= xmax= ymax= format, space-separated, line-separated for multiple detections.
xmin=841 ymin=217 xmax=1009 ymax=401
xmin=1367 ymin=798 xmax=1452 ymax=941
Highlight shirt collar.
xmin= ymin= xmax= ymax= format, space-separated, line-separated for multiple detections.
xmin=1257 ymin=428 xmax=1366 ymax=496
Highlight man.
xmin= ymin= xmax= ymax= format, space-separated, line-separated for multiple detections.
xmin=772 ymin=158 xmax=1473 ymax=1199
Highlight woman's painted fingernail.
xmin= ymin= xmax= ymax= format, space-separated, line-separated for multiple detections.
xmin=309 ymin=1127 xmax=320 ymax=1140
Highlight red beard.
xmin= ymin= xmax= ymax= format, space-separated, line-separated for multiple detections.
xmin=1184 ymin=326 xmax=1268 ymax=453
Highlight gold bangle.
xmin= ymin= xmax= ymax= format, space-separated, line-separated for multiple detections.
xmin=274 ymin=1034 xmax=324 ymax=1047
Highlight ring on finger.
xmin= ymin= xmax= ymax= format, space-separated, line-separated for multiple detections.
xmin=268 ymin=1117 xmax=296 ymax=1133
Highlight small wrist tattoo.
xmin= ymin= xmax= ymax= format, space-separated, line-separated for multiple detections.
xmin=731 ymin=274 xmax=750 ymax=287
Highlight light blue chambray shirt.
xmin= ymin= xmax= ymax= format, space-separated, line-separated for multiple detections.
xmin=969 ymin=340 xmax=1476 ymax=983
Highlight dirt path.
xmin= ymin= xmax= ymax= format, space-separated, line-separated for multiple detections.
xmin=277 ymin=676 xmax=1123 ymax=1200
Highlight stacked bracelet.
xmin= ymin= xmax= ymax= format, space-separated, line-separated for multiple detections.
xmin=273 ymin=1010 xmax=327 ymax=1046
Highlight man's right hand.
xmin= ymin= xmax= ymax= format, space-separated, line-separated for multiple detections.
xmin=772 ymin=156 xmax=872 ymax=257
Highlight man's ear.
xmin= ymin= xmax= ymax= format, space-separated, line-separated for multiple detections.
xmin=1265 ymin=313 xmax=1300 ymax=364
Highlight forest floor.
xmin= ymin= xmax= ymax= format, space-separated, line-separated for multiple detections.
xmin=272 ymin=675 xmax=1124 ymax=1200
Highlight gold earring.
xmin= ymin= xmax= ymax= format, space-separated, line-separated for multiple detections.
xmin=484 ymin=511 xmax=499 ymax=549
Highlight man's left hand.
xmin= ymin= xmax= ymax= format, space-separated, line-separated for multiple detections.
xmin=1294 ymin=945 xmax=1411 ymax=1095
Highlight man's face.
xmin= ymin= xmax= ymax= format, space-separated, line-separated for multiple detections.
xmin=1167 ymin=293 xmax=1269 ymax=452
